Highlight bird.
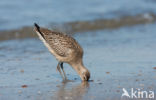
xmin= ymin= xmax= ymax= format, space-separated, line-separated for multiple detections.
xmin=122 ymin=88 xmax=130 ymax=98
xmin=34 ymin=23 xmax=90 ymax=81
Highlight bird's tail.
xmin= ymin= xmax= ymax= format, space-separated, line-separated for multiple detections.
xmin=34 ymin=23 xmax=45 ymax=39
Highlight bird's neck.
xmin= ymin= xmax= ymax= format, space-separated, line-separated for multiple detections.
xmin=69 ymin=60 xmax=87 ymax=76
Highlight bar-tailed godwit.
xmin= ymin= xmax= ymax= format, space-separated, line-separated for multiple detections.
xmin=34 ymin=23 xmax=90 ymax=81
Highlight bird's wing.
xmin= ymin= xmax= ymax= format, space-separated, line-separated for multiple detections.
xmin=34 ymin=23 xmax=81 ymax=57
xmin=45 ymin=32 xmax=77 ymax=57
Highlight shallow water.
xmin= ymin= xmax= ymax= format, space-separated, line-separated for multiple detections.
xmin=0 ymin=0 xmax=156 ymax=30
xmin=0 ymin=23 xmax=156 ymax=99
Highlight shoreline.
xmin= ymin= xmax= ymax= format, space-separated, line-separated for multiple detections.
xmin=0 ymin=13 xmax=156 ymax=41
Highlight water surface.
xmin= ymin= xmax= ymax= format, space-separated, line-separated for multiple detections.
xmin=0 ymin=0 xmax=156 ymax=30
xmin=0 ymin=23 xmax=156 ymax=99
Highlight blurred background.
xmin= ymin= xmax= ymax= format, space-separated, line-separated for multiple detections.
xmin=0 ymin=0 xmax=156 ymax=100
xmin=0 ymin=0 xmax=156 ymax=39
xmin=1 ymin=0 xmax=156 ymax=30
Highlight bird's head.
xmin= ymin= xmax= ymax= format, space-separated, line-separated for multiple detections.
xmin=79 ymin=68 xmax=90 ymax=81
xmin=69 ymin=57 xmax=90 ymax=81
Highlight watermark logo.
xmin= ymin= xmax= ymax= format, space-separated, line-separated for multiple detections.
xmin=121 ymin=88 xmax=154 ymax=99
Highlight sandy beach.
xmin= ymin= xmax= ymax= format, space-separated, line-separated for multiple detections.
xmin=0 ymin=23 xmax=156 ymax=100
xmin=0 ymin=0 xmax=156 ymax=99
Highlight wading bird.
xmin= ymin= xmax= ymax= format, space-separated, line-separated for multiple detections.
xmin=34 ymin=23 xmax=90 ymax=81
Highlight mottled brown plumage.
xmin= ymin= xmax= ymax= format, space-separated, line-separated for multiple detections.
xmin=34 ymin=23 xmax=90 ymax=81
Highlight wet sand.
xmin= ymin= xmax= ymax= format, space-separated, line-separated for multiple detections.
xmin=0 ymin=23 xmax=156 ymax=100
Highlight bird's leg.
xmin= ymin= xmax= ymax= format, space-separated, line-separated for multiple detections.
xmin=60 ymin=62 xmax=67 ymax=80
xmin=57 ymin=62 xmax=65 ymax=80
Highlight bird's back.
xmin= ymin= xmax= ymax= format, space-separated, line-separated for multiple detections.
xmin=34 ymin=24 xmax=83 ymax=62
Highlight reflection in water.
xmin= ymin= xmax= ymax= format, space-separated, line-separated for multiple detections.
xmin=52 ymin=81 xmax=89 ymax=100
